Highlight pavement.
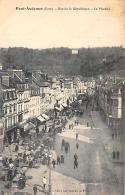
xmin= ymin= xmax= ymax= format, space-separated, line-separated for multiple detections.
xmin=52 ymin=104 xmax=123 ymax=195
xmin=90 ymin=111 xmax=124 ymax=191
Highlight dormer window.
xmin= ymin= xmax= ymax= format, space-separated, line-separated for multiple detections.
xmin=13 ymin=91 xmax=16 ymax=99
xmin=7 ymin=92 xmax=9 ymax=99
xmin=9 ymin=92 xmax=12 ymax=100
xmin=4 ymin=93 xmax=8 ymax=101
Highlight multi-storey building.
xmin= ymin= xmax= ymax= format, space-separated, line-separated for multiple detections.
xmin=2 ymin=88 xmax=18 ymax=144
xmin=16 ymin=82 xmax=30 ymax=123
xmin=7 ymin=70 xmax=30 ymax=123
xmin=7 ymin=69 xmax=35 ymax=136
xmin=95 ymin=78 xmax=125 ymax=162
xmin=121 ymin=82 xmax=125 ymax=163
xmin=29 ymin=86 xmax=41 ymax=118
xmin=0 ymin=78 xmax=4 ymax=152
xmin=25 ymin=70 xmax=50 ymax=114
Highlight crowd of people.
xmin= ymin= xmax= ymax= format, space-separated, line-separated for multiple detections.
xmin=1 ymin=95 xmax=93 ymax=194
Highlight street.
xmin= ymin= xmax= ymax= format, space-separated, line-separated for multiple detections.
xmin=52 ymin=105 xmax=123 ymax=195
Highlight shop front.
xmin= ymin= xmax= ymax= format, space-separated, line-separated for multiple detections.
xmin=19 ymin=122 xmax=35 ymax=137
xmin=5 ymin=126 xmax=18 ymax=145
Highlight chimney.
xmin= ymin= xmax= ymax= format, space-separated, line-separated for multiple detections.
xmin=1 ymin=75 xmax=10 ymax=87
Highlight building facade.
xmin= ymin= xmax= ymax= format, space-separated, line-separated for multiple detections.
xmin=2 ymin=88 xmax=18 ymax=144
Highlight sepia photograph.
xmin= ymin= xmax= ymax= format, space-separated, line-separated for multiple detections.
xmin=0 ymin=0 xmax=125 ymax=194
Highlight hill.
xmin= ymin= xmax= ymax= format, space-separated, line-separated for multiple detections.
xmin=0 ymin=47 xmax=124 ymax=76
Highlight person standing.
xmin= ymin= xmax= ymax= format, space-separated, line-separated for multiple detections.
xmin=74 ymin=153 xmax=78 ymax=161
xmin=15 ymin=144 xmax=19 ymax=152
xmin=76 ymin=133 xmax=79 ymax=140
xmin=74 ymin=153 xmax=78 ymax=169
xmin=23 ymin=152 xmax=27 ymax=163
xmin=61 ymin=154 xmax=64 ymax=164
xmin=42 ymin=176 xmax=47 ymax=189
xmin=87 ymin=122 xmax=89 ymax=127
xmin=76 ymin=143 xmax=79 ymax=150
xmin=74 ymin=159 xmax=78 ymax=169
xmin=57 ymin=155 xmax=60 ymax=165
xmin=33 ymin=184 xmax=38 ymax=195
xmin=61 ymin=139 xmax=65 ymax=151
xmin=52 ymin=159 xmax=56 ymax=168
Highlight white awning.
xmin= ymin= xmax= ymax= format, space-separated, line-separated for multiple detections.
xmin=60 ymin=105 xmax=64 ymax=110
xmin=62 ymin=103 xmax=67 ymax=108
xmin=30 ymin=129 xmax=36 ymax=134
xmin=55 ymin=106 xmax=62 ymax=111
xmin=37 ymin=116 xmax=46 ymax=123
xmin=42 ymin=114 xmax=49 ymax=120
xmin=23 ymin=122 xmax=35 ymax=132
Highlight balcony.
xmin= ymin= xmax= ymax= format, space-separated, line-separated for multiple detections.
xmin=41 ymin=93 xmax=45 ymax=98
xmin=18 ymin=110 xmax=23 ymax=114
xmin=24 ymin=98 xmax=30 ymax=103
xmin=18 ymin=99 xmax=23 ymax=103
xmin=5 ymin=123 xmax=19 ymax=132
xmin=24 ymin=109 xmax=29 ymax=113
xmin=17 ymin=87 xmax=25 ymax=92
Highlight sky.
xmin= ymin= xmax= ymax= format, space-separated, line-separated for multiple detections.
xmin=0 ymin=0 xmax=124 ymax=49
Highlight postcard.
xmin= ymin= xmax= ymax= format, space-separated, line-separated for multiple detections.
xmin=0 ymin=0 xmax=124 ymax=195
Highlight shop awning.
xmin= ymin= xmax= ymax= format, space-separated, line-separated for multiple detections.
xmin=37 ymin=116 xmax=46 ymax=123
xmin=42 ymin=114 xmax=49 ymax=120
xmin=23 ymin=122 xmax=35 ymax=132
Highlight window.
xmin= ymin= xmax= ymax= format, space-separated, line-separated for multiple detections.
xmin=13 ymin=115 xmax=16 ymax=125
xmin=18 ymin=104 xmax=20 ymax=112
xmin=19 ymin=94 xmax=21 ymax=101
xmin=9 ymin=105 xmax=12 ymax=113
xmin=9 ymin=92 xmax=12 ymax=99
xmin=7 ymin=92 xmax=9 ymax=99
xmin=13 ymin=91 xmax=16 ymax=99
xmin=4 ymin=105 xmax=7 ymax=114
xmin=4 ymin=93 xmax=8 ymax=100
xmin=5 ymin=118 xmax=7 ymax=128
xmin=113 ymin=99 xmax=118 ymax=106
xmin=8 ymin=117 xmax=12 ymax=127
xmin=18 ymin=114 xmax=22 ymax=123
xmin=0 ymin=127 xmax=3 ymax=135
xmin=14 ymin=103 xmax=16 ymax=112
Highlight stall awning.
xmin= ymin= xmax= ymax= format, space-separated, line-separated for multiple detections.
xmin=23 ymin=122 xmax=35 ymax=132
xmin=60 ymin=105 xmax=64 ymax=110
xmin=55 ymin=106 xmax=62 ymax=112
xmin=37 ymin=116 xmax=46 ymax=123
xmin=42 ymin=114 xmax=49 ymax=120
xmin=62 ymin=103 xmax=67 ymax=108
